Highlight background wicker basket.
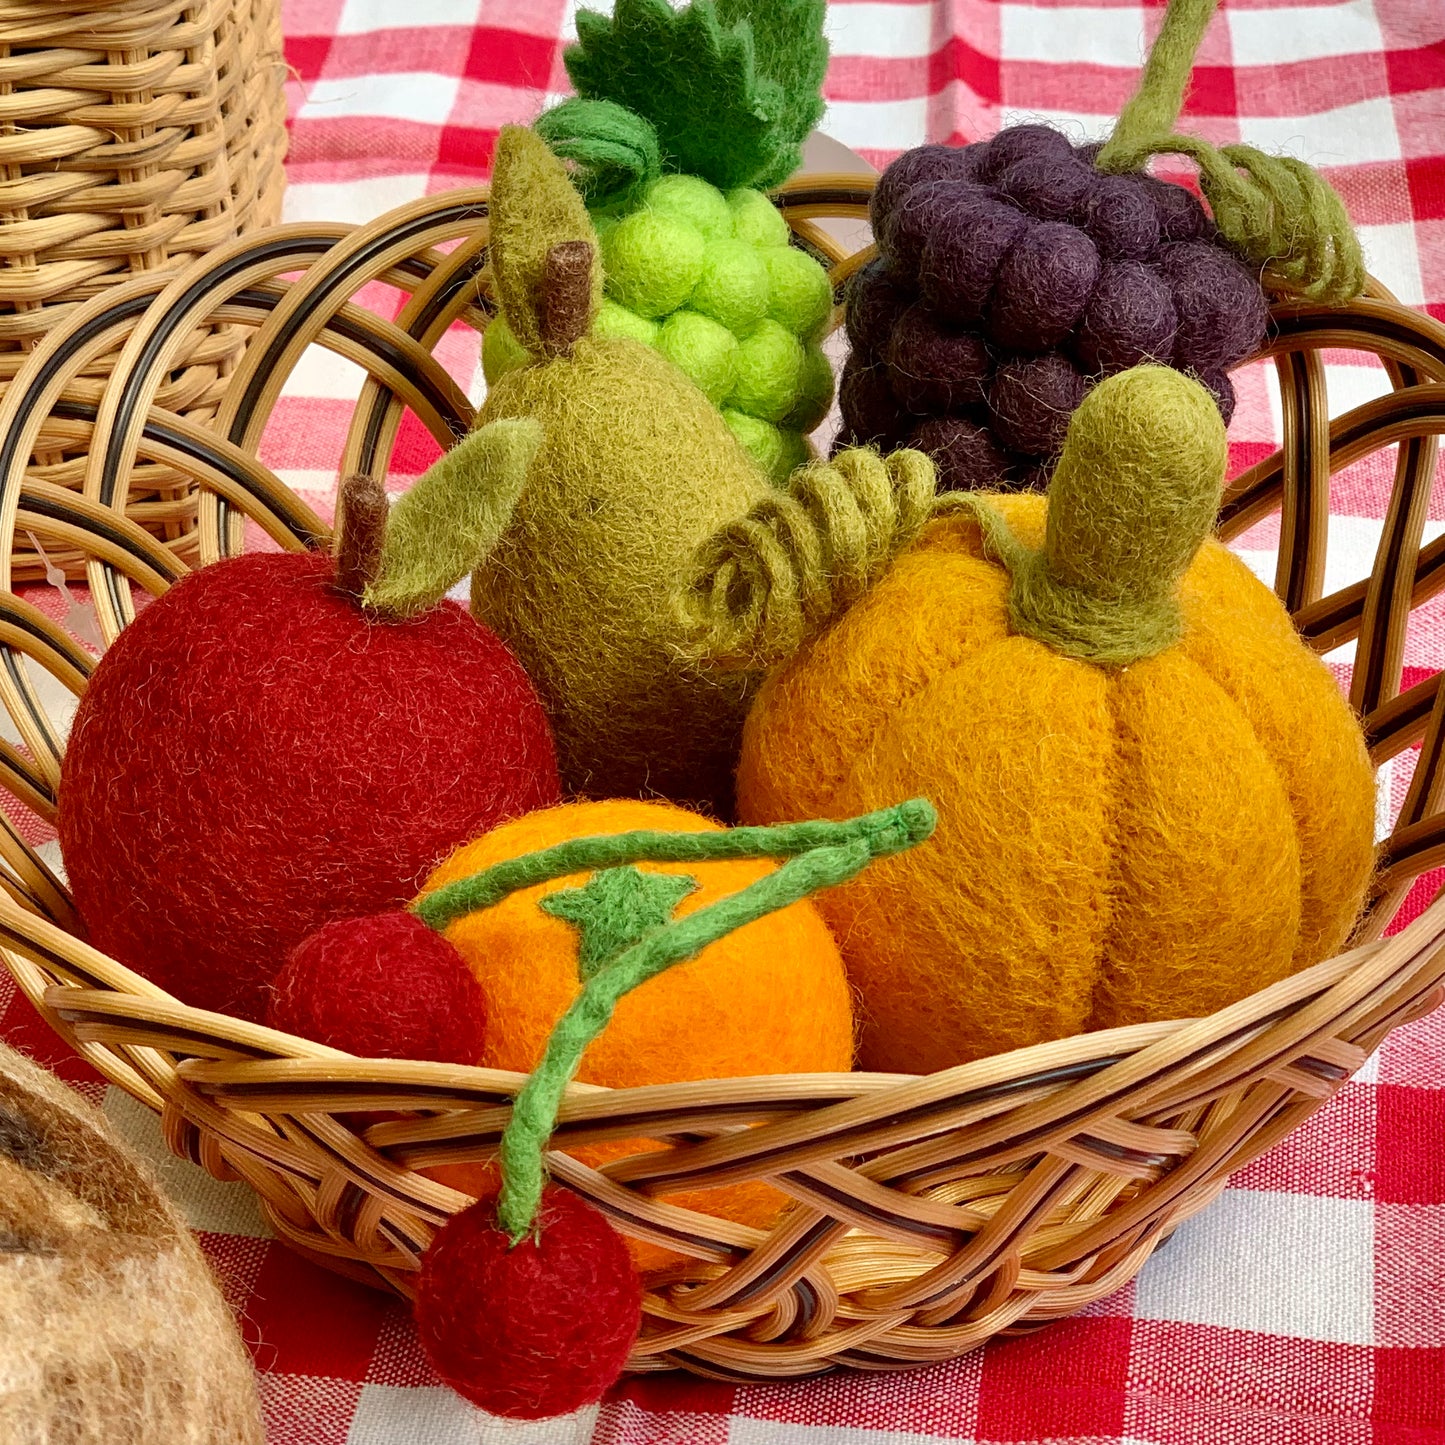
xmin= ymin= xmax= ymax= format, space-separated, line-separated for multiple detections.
xmin=0 ymin=0 xmax=287 ymax=582
xmin=1 ymin=179 xmax=1444 ymax=1381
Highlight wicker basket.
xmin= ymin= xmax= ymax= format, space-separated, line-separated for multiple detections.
xmin=2 ymin=177 xmax=1444 ymax=1381
xmin=0 ymin=0 xmax=287 ymax=581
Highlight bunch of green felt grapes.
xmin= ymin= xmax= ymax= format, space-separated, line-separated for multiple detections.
xmin=484 ymin=173 xmax=834 ymax=482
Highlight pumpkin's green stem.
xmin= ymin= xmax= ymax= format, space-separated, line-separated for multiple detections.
xmin=956 ymin=365 xmax=1226 ymax=667
xmin=413 ymin=799 xmax=937 ymax=1244
xmin=1093 ymin=0 xmax=1364 ymax=302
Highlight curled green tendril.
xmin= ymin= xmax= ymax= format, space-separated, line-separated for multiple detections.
xmin=1094 ymin=0 xmax=1364 ymax=304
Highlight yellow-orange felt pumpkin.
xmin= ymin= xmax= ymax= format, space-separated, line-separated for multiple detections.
xmin=734 ymin=367 xmax=1377 ymax=1073
xmin=419 ymin=797 xmax=854 ymax=1271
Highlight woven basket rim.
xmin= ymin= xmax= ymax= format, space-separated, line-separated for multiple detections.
xmin=1 ymin=177 xmax=1443 ymax=1374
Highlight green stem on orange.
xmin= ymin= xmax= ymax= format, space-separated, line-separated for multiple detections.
xmin=411 ymin=799 xmax=937 ymax=1245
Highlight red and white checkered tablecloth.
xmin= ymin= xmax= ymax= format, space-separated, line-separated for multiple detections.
xmin=5 ymin=2 xmax=1445 ymax=1442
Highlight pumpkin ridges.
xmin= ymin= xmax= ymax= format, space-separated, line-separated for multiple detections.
xmin=1177 ymin=541 xmax=1377 ymax=967
xmin=1086 ymin=647 xmax=1304 ymax=1033
xmin=823 ymin=635 xmax=1115 ymax=1071
xmin=737 ymin=536 xmax=1012 ymax=824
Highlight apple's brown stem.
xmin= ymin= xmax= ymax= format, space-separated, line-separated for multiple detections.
xmin=333 ymin=472 xmax=389 ymax=604
xmin=539 ymin=240 xmax=594 ymax=356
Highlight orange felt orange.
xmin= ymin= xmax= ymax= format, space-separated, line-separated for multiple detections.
xmin=420 ymin=797 xmax=854 ymax=1272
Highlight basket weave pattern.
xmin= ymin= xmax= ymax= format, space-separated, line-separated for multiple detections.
xmin=0 ymin=0 xmax=287 ymax=579
xmin=1 ymin=180 xmax=1444 ymax=1379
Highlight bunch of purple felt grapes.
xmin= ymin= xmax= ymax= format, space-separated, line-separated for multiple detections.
xmin=840 ymin=124 xmax=1271 ymax=491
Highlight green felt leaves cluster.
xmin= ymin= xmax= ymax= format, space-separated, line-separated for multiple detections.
xmin=564 ymin=0 xmax=828 ymax=193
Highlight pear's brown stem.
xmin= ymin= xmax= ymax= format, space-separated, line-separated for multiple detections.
xmin=333 ymin=472 xmax=390 ymax=604
xmin=539 ymin=240 xmax=594 ymax=356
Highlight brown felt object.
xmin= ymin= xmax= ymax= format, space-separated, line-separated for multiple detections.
xmin=0 ymin=1043 xmax=264 ymax=1445
xmin=334 ymin=471 xmax=390 ymax=603
xmin=540 ymin=240 xmax=597 ymax=356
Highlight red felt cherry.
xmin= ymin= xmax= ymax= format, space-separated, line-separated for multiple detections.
xmin=267 ymin=910 xmax=487 ymax=1064
xmin=414 ymin=1185 xmax=641 ymax=1419
xmin=58 ymin=549 xmax=560 ymax=1022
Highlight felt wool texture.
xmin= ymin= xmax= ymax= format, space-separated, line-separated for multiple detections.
xmin=887 ymin=304 xmax=991 ymax=415
xmin=989 ymin=351 xmax=1090 ymax=458
xmin=690 ymin=235 xmax=771 ymax=334
xmin=414 ymin=1185 xmax=641 ymax=1420
xmin=730 ymin=318 xmax=806 ymax=422
xmin=764 ymin=243 xmax=833 ymax=339
xmin=843 ymin=127 xmax=1264 ymax=474
xmin=482 ymin=314 xmax=532 ymax=384
xmin=267 ymin=911 xmax=488 ymax=1064
xmin=488 ymin=121 xmax=602 ymax=357
xmin=532 ymin=96 xmax=660 ymax=213
xmin=880 ymin=178 xmax=976 ymax=279
xmin=846 ymin=257 xmax=912 ymax=358
xmin=601 ymin=206 xmax=707 ymax=319
xmin=372 ymin=126 xmax=779 ymax=808
xmin=919 ymin=194 xmax=1030 ymax=328
xmin=658 ymin=307 xmax=740 ymax=404
xmin=964 ymin=369 xmax=1228 ymax=666
xmin=727 ymin=185 xmax=791 ymax=249
xmin=724 ymin=409 xmax=811 ymax=483
xmin=645 ymin=172 xmax=733 ymax=241
xmin=784 ymin=343 xmax=835 ymax=432
xmin=1081 ymin=174 xmax=1162 ymax=261
xmin=447 ymin=801 xmax=933 ymax=1242
xmin=1156 ymin=240 xmax=1270 ymax=374
xmin=422 ymin=799 xmax=853 ymax=1100
xmin=728 ymin=368 xmax=1376 ymax=1072
xmin=60 ymin=550 xmax=560 ymax=1021
xmin=1073 ymin=260 xmax=1178 ymax=375
xmin=565 ymin=0 xmax=827 ymax=193
xmin=677 ymin=446 xmax=938 ymax=673
xmin=837 ymin=353 xmax=908 ymax=451
xmin=368 ymin=418 xmax=540 ymax=617
xmin=419 ymin=798 xmax=854 ymax=1267
xmin=909 ymin=415 xmax=1015 ymax=493
xmin=996 ymin=148 xmax=1094 ymax=222
xmin=0 ymin=1042 xmax=264 ymax=1445
xmin=1198 ymin=367 xmax=1237 ymax=426
xmin=1093 ymin=0 xmax=1363 ymax=302
xmin=988 ymin=221 xmax=1101 ymax=351
xmin=592 ymin=296 xmax=661 ymax=346
xmin=469 ymin=330 xmax=767 ymax=806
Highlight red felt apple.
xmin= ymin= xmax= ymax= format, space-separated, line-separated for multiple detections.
xmin=58 ymin=476 xmax=560 ymax=1022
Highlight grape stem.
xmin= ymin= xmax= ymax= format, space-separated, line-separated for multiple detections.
xmin=1095 ymin=0 xmax=1218 ymax=171
xmin=1095 ymin=0 xmax=1364 ymax=302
